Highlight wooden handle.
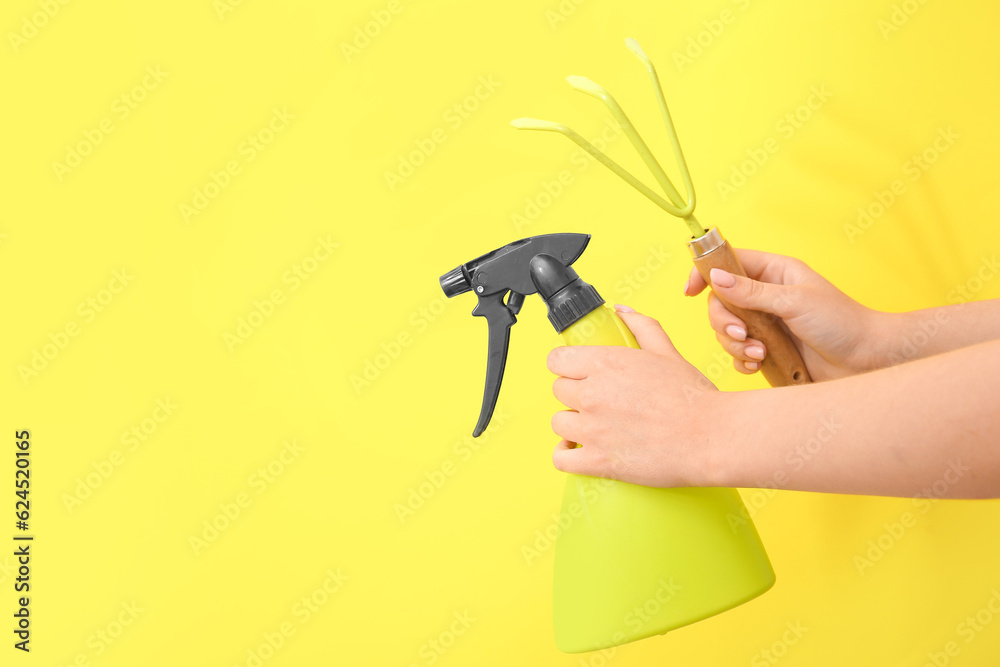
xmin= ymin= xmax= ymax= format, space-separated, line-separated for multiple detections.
xmin=691 ymin=239 xmax=811 ymax=387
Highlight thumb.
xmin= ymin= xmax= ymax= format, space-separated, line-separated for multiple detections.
xmin=709 ymin=268 xmax=795 ymax=318
xmin=613 ymin=306 xmax=678 ymax=357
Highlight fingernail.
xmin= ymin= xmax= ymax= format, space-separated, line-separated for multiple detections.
xmin=725 ymin=324 xmax=747 ymax=341
xmin=745 ymin=361 xmax=760 ymax=371
xmin=614 ymin=304 xmax=635 ymax=313
xmin=710 ymin=268 xmax=736 ymax=288
xmin=746 ymin=345 xmax=765 ymax=360
xmin=682 ymin=279 xmax=690 ymax=296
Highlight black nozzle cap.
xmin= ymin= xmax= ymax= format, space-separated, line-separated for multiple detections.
xmin=440 ymin=266 xmax=471 ymax=298
xmin=529 ymin=254 xmax=604 ymax=333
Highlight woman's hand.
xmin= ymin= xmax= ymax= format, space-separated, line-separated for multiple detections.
xmin=684 ymin=249 xmax=889 ymax=381
xmin=547 ymin=307 xmax=729 ymax=488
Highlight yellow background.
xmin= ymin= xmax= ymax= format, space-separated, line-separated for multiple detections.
xmin=3 ymin=0 xmax=1000 ymax=665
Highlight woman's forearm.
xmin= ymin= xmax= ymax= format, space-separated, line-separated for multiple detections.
xmin=874 ymin=298 xmax=1000 ymax=368
xmin=714 ymin=338 xmax=1000 ymax=498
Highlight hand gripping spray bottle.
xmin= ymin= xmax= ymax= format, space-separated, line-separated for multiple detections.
xmin=440 ymin=233 xmax=775 ymax=653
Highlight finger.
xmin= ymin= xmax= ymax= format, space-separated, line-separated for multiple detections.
xmin=707 ymin=292 xmax=748 ymax=341
xmin=552 ymin=439 xmax=604 ymax=477
xmin=710 ymin=268 xmax=796 ymax=318
xmin=744 ymin=339 xmax=766 ymax=362
xmin=734 ymin=358 xmax=761 ymax=375
xmin=546 ymin=345 xmax=591 ymax=380
xmin=732 ymin=248 xmax=804 ymax=285
xmin=551 ymin=409 xmax=588 ymax=444
xmin=614 ymin=309 xmax=678 ymax=357
xmin=714 ymin=332 xmax=767 ymax=363
xmin=684 ymin=265 xmax=708 ymax=296
xmin=552 ymin=376 xmax=583 ymax=410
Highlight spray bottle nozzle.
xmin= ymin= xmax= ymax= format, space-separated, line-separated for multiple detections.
xmin=439 ymin=266 xmax=471 ymax=298
xmin=439 ymin=233 xmax=594 ymax=436
xmin=529 ymin=255 xmax=604 ymax=333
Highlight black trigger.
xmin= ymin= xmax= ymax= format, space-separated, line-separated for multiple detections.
xmin=507 ymin=291 xmax=525 ymax=315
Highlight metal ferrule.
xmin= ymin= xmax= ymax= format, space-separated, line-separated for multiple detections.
xmin=686 ymin=227 xmax=726 ymax=259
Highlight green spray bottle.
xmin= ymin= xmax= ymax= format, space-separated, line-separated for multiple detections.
xmin=440 ymin=233 xmax=775 ymax=653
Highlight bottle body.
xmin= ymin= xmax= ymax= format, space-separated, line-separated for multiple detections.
xmin=552 ymin=304 xmax=775 ymax=653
